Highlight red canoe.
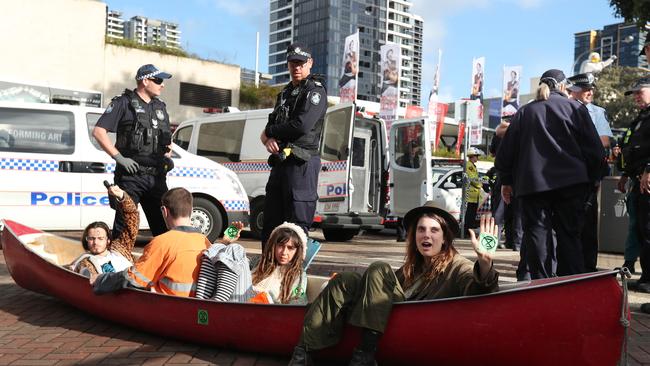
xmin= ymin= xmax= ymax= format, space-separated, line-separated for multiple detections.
xmin=1 ymin=219 xmax=627 ymax=365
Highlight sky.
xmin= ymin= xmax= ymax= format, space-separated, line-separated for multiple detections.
xmin=104 ymin=0 xmax=624 ymax=104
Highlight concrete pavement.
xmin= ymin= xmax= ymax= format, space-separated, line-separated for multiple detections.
xmin=0 ymin=229 xmax=649 ymax=365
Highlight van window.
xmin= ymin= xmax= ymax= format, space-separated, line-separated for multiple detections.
xmin=321 ymin=108 xmax=352 ymax=162
xmin=86 ymin=113 xmax=115 ymax=151
xmin=0 ymin=108 xmax=75 ymax=154
xmin=197 ymin=120 xmax=244 ymax=162
xmin=173 ymin=125 xmax=193 ymax=150
xmin=394 ymin=123 xmax=423 ymax=169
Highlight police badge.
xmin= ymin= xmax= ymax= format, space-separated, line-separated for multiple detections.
xmin=152 ymin=119 xmax=159 ymax=128
xmin=291 ymin=88 xmax=300 ymax=96
xmin=155 ymin=109 xmax=165 ymax=120
xmin=310 ymin=92 xmax=321 ymax=105
xmin=105 ymin=103 xmax=114 ymax=113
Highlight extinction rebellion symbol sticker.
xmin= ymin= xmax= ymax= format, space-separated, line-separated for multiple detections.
xmin=197 ymin=309 xmax=209 ymax=325
xmin=479 ymin=233 xmax=498 ymax=253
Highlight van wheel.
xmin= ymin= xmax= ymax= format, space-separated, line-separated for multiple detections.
xmin=191 ymin=197 xmax=223 ymax=242
xmin=250 ymin=200 xmax=265 ymax=239
xmin=323 ymin=228 xmax=359 ymax=242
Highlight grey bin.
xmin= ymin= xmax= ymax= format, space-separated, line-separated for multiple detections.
xmin=598 ymin=176 xmax=629 ymax=254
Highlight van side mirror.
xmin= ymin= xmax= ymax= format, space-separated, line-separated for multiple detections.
xmin=442 ymin=182 xmax=456 ymax=189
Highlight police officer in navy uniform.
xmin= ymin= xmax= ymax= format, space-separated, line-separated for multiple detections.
xmin=619 ymin=76 xmax=650 ymax=293
xmin=92 ymin=64 xmax=173 ymax=239
xmin=496 ymin=69 xmax=605 ymax=279
xmin=260 ymin=42 xmax=327 ymax=249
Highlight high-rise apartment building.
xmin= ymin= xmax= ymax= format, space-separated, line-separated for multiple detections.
xmin=106 ymin=9 xmax=124 ymax=40
xmin=573 ymin=22 xmax=648 ymax=75
xmin=124 ymin=16 xmax=181 ymax=49
xmin=268 ymin=0 xmax=423 ymax=106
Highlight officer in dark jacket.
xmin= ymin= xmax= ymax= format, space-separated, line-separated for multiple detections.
xmin=260 ymin=43 xmax=327 ymax=249
xmin=620 ymin=76 xmax=650 ymax=292
xmin=496 ymin=69 xmax=606 ymax=279
xmin=93 ymin=64 xmax=173 ymax=239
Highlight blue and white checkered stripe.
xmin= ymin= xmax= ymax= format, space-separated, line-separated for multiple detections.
xmin=322 ymin=160 xmax=347 ymax=171
xmin=222 ymin=200 xmax=249 ymax=211
xmin=105 ymin=163 xmax=217 ymax=179
xmin=0 ymin=158 xmax=58 ymax=172
xmin=222 ymin=161 xmax=271 ymax=172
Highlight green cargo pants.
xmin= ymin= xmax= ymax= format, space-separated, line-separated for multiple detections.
xmin=302 ymin=261 xmax=405 ymax=350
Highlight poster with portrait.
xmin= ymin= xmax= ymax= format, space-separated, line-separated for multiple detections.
xmin=338 ymin=32 xmax=359 ymax=103
xmin=379 ymin=43 xmax=400 ymax=129
xmin=501 ymin=65 xmax=522 ymax=117
xmin=470 ymin=57 xmax=485 ymax=102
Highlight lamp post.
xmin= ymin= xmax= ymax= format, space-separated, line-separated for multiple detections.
xmin=571 ymin=35 xmax=634 ymax=75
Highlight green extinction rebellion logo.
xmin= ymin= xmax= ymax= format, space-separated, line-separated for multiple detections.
xmin=479 ymin=233 xmax=497 ymax=253
xmin=197 ymin=309 xmax=209 ymax=325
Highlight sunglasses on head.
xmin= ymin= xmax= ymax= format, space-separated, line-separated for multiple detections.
xmin=149 ymin=77 xmax=164 ymax=85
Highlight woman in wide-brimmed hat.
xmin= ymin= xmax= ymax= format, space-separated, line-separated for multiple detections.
xmin=289 ymin=202 xmax=499 ymax=366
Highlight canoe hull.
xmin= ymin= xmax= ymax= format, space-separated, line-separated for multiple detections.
xmin=1 ymin=220 xmax=625 ymax=365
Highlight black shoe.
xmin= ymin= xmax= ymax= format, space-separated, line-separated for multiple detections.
xmin=623 ymin=261 xmax=637 ymax=274
xmin=349 ymin=348 xmax=377 ymax=366
xmin=637 ymin=282 xmax=650 ymax=294
xmin=288 ymin=346 xmax=313 ymax=366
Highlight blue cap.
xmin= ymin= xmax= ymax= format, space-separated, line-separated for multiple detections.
xmin=135 ymin=64 xmax=172 ymax=81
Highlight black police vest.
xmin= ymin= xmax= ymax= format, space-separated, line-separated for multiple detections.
xmin=276 ymin=76 xmax=324 ymax=153
xmin=115 ymin=89 xmax=171 ymax=166
xmin=620 ymin=106 xmax=650 ymax=176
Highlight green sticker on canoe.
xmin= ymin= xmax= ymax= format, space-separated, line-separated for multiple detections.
xmin=198 ymin=309 xmax=208 ymax=325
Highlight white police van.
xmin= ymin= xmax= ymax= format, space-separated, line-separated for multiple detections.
xmin=172 ymin=102 xmax=389 ymax=241
xmin=0 ymin=101 xmax=249 ymax=242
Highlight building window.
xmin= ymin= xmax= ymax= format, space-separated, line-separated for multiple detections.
xmin=179 ymin=82 xmax=232 ymax=108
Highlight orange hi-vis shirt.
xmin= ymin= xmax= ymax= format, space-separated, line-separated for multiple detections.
xmin=127 ymin=227 xmax=211 ymax=297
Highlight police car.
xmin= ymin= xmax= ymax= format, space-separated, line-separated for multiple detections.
xmin=0 ymin=101 xmax=249 ymax=241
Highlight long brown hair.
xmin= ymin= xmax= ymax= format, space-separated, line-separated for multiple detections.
xmin=252 ymin=227 xmax=304 ymax=303
xmin=401 ymin=212 xmax=458 ymax=289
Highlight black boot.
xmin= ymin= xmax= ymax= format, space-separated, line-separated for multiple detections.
xmin=349 ymin=348 xmax=377 ymax=366
xmin=623 ymin=260 xmax=637 ymax=274
xmin=288 ymin=345 xmax=313 ymax=366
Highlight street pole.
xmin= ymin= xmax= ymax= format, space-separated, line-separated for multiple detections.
xmin=459 ymin=101 xmax=469 ymax=239
xmin=255 ymin=32 xmax=260 ymax=88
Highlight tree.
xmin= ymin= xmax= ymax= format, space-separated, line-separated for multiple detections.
xmin=609 ymin=0 xmax=650 ymax=28
xmin=239 ymin=82 xmax=282 ymax=110
xmin=593 ymin=66 xmax=648 ymax=128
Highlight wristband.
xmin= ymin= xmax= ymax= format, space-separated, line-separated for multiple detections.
xmin=478 ymin=233 xmax=498 ymax=254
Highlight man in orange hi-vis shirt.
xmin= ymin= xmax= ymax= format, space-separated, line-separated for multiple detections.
xmin=90 ymin=187 xmax=210 ymax=297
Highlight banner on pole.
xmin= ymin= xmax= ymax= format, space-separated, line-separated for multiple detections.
xmin=501 ymin=65 xmax=522 ymax=117
xmin=379 ymin=43 xmax=401 ymax=131
xmin=338 ymin=32 xmax=359 ymax=103
xmin=470 ymin=57 xmax=485 ymax=102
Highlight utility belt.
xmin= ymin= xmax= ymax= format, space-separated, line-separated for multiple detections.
xmin=115 ymin=163 xmax=163 ymax=177
xmin=268 ymin=144 xmax=317 ymax=167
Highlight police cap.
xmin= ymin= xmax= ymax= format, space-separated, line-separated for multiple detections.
xmin=567 ymin=72 xmax=596 ymax=92
xmin=287 ymin=43 xmax=312 ymax=62
xmin=136 ymin=64 xmax=172 ymax=81
xmin=624 ymin=75 xmax=650 ymax=96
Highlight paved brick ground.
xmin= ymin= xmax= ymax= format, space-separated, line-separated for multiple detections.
xmin=0 ymin=229 xmax=648 ymax=365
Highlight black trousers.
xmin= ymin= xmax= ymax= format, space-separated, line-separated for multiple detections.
xmin=580 ymin=186 xmax=599 ymax=272
xmin=636 ymin=188 xmax=650 ymax=282
xmin=464 ymin=202 xmax=479 ymax=231
xmin=261 ymin=155 xmax=320 ymax=250
xmin=521 ymin=184 xmax=588 ymax=279
xmin=113 ymin=171 xmax=168 ymax=239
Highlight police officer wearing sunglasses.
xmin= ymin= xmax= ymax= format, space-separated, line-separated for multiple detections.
xmin=93 ymin=64 xmax=173 ymax=239
xmin=259 ymin=43 xmax=327 ymax=250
